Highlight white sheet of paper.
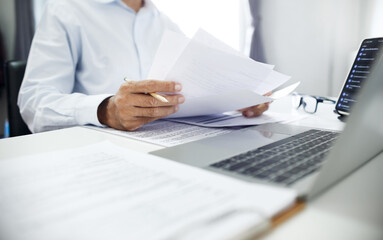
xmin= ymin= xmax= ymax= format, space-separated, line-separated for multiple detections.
xmin=271 ymin=82 xmax=301 ymax=99
xmin=87 ymin=120 xmax=235 ymax=147
xmin=148 ymin=29 xmax=275 ymax=81
xmin=165 ymin=39 xmax=276 ymax=98
xmin=169 ymin=89 xmax=273 ymax=118
xmin=0 ymin=142 xmax=297 ymax=240
xmin=256 ymin=71 xmax=292 ymax=95
xmin=169 ymin=80 xmax=298 ymax=118
xmin=147 ymin=30 xmax=190 ymax=80
xmin=168 ymin=81 xmax=299 ymax=118
xmin=148 ymin=29 xmax=292 ymax=118
xmin=192 ymin=29 xmax=275 ymax=70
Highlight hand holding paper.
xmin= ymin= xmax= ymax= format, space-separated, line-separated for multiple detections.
xmin=148 ymin=29 xmax=299 ymax=118
xmin=98 ymin=80 xmax=184 ymax=131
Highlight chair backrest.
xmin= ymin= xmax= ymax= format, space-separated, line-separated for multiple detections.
xmin=4 ymin=60 xmax=31 ymax=137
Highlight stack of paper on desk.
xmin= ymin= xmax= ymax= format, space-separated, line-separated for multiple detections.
xmin=167 ymin=111 xmax=294 ymax=128
xmin=0 ymin=142 xmax=297 ymax=240
xmin=87 ymin=107 xmax=306 ymax=147
xmin=148 ymin=29 xmax=296 ymax=118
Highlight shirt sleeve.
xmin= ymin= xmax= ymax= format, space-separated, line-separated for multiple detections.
xmin=18 ymin=2 xmax=111 ymax=133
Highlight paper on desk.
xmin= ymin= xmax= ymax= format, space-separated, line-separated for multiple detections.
xmin=167 ymin=111 xmax=295 ymax=128
xmin=148 ymin=29 xmax=292 ymax=118
xmin=0 ymin=141 xmax=297 ymax=240
xmin=87 ymin=120 xmax=236 ymax=147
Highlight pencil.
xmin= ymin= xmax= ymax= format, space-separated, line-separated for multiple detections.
xmin=123 ymin=77 xmax=169 ymax=103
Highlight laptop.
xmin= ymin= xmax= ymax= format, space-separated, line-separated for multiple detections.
xmin=151 ymin=40 xmax=383 ymax=200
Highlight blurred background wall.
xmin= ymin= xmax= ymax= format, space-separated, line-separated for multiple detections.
xmin=0 ymin=0 xmax=382 ymax=137
xmin=259 ymin=0 xmax=382 ymax=96
xmin=153 ymin=0 xmax=383 ymax=96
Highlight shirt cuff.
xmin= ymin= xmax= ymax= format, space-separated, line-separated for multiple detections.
xmin=75 ymin=94 xmax=113 ymax=127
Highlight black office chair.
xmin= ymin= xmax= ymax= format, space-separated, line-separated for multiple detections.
xmin=4 ymin=60 xmax=32 ymax=137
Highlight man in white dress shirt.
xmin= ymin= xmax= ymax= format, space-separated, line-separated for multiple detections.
xmin=18 ymin=0 xmax=269 ymax=133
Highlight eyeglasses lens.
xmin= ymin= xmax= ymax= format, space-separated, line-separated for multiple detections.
xmin=302 ymin=96 xmax=318 ymax=113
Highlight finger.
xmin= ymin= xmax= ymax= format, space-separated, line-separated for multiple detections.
xmin=126 ymin=80 xmax=182 ymax=93
xmin=253 ymin=104 xmax=269 ymax=116
xmin=239 ymin=98 xmax=272 ymax=113
xmin=130 ymin=93 xmax=185 ymax=107
xmin=238 ymin=105 xmax=256 ymax=112
xmin=238 ymin=107 xmax=249 ymax=113
xmin=242 ymin=103 xmax=269 ymax=118
xmin=131 ymin=105 xmax=179 ymax=118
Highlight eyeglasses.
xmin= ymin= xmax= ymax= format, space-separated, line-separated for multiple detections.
xmin=292 ymin=92 xmax=336 ymax=113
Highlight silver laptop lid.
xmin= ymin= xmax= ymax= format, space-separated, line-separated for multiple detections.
xmin=309 ymin=54 xmax=383 ymax=199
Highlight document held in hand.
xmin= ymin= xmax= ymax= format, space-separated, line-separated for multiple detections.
xmin=148 ymin=29 xmax=297 ymax=118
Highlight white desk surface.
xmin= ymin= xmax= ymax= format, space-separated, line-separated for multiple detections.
xmin=1 ymin=96 xmax=382 ymax=239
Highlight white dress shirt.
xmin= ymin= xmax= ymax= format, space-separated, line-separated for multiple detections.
xmin=18 ymin=0 xmax=181 ymax=133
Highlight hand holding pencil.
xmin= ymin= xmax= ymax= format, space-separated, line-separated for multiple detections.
xmin=97 ymin=79 xmax=184 ymax=131
xmin=124 ymin=77 xmax=169 ymax=103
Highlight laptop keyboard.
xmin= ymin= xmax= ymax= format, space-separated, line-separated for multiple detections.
xmin=210 ymin=129 xmax=339 ymax=185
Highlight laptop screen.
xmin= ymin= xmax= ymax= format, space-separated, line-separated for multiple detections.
xmin=335 ymin=37 xmax=383 ymax=115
